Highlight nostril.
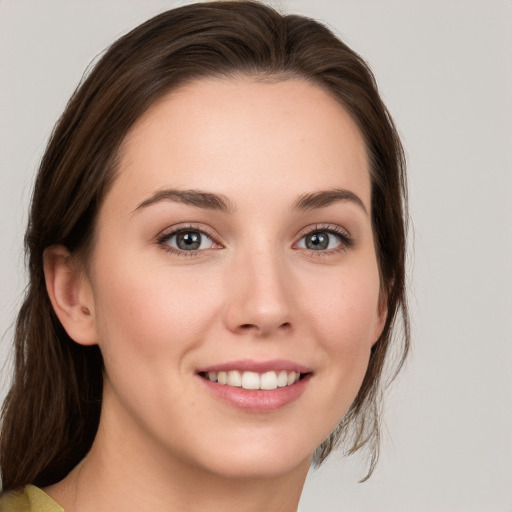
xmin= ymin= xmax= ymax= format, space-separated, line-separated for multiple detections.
xmin=239 ymin=323 xmax=260 ymax=333
xmin=237 ymin=322 xmax=291 ymax=335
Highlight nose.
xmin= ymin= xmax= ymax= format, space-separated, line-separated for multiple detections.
xmin=223 ymin=249 xmax=293 ymax=338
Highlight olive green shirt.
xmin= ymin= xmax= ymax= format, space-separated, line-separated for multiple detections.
xmin=0 ymin=485 xmax=302 ymax=511
xmin=0 ymin=486 xmax=63 ymax=512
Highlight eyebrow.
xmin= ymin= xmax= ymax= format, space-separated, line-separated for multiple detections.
xmin=292 ymin=188 xmax=368 ymax=215
xmin=133 ymin=189 xmax=236 ymax=214
xmin=133 ymin=187 xmax=367 ymax=216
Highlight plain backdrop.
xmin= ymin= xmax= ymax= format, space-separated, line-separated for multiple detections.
xmin=0 ymin=1 xmax=511 ymax=511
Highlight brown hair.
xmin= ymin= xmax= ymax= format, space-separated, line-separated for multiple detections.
xmin=1 ymin=1 xmax=409 ymax=490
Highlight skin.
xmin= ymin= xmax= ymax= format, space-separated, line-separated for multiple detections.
xmin=44 ymin=78 xmax=386 ymax=512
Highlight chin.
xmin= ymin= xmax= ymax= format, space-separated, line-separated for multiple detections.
xmin=183 ymin=428 xmax=318 ymax=480
xmin=204 ymin=450 xmax=312 ymax=481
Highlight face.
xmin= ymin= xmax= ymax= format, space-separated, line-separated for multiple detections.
xmin=83 ymin=78 xmax=385 ymax=479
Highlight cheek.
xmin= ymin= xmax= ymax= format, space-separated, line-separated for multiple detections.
xmin=303 ymin=267 xmax=382 ymax=347
xmin=298 ymin=260 xmax=382 ymax=386
xmin=90 ymin=254 xmax=223 ymax=367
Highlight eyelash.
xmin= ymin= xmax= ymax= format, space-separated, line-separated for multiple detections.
xmin=156 ymin=223 xmax=354 ymax=257
xmin=295 ymin=224 xmax=354 ymax=257
xmin=156 ymin=224 xmax=219 ymax=257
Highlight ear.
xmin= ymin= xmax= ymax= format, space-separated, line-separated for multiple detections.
xmin=372 ymin=294 xmax=388 ymax=346
xmin=43 ymin=245 xmax=98 ymax=346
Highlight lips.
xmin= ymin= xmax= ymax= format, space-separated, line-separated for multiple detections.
xmin=197 ymin=359 xmax=312 ymax=412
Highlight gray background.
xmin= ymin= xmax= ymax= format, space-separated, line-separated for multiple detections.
xmin=1 ymin=1 xmax=511 ymax=510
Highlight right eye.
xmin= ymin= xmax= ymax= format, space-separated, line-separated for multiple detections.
xmin=159 ymin=228 xmax=216 ymax=253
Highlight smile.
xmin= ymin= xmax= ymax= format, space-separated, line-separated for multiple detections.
xmin=201 ymin=370 xmax=302 ymax=390
xmin=197 ymin=359 xmax=312 ymax=411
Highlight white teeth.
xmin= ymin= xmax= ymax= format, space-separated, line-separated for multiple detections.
xmin=227 ymin=370 xmax=242 ymax=387
xmin=287 ymin=371 xmax=297 ymax=386
xmin=260 ymin=371 xmax=278 ymax=390
xmin=205 ymin=370 xmax=302 ymax=390
xmin=276 ymin=370 xmax=288 ymax=387
xmin=241 ymin=371 xmax=260 ymax=390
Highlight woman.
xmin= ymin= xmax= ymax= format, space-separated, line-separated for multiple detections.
xmin=0 ymin=2 xmax=409 ymax=511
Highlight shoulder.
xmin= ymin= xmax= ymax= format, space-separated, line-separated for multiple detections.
xmin=0 ymin=486 xmax=64 ymax=512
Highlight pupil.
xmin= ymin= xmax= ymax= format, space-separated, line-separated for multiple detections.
xmin=307 ymin=232 xmax=328 ymax=250
xmin=177 ymin=232 xmax=200 ymax=250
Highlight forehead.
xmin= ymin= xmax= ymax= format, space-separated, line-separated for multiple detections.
xmin=110 ymin=77 xmax=371 ymax=212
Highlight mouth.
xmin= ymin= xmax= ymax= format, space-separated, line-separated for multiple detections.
xmin=196 ymin=359 xmax=312 ymax=411
xmin=199 ymin=369 xmax=307 ymax=390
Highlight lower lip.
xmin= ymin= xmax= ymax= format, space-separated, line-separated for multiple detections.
xmin=199 ymin=374 xmax=311 ymax=412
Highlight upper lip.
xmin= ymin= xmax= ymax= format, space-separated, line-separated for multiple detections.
xmin=197 ymin=359 xmax=312 ymax=374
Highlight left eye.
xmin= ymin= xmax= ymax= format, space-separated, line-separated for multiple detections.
xmin=163 ymin=230 xmax=214 ymax=251
xmin=296 ymin=231 xmax=342 ymax=251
